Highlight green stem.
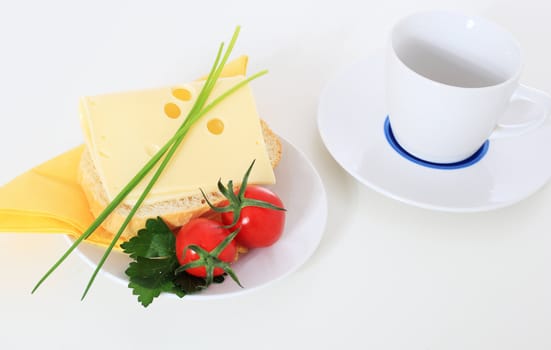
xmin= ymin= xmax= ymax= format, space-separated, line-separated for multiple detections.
xmin=32 ymin=26 xmax=268 ymax=298
xmin=82 ymin=125 xmax=189 ymax=299
xmin=80 ymin=29 xmax=242 ymax=299
xmin=32 ymin=39 xmax=228 ymax=295
xmin=201 ymin=159 xmax=285 ymax=230
xmin=174 ymin=228 xmax=241 ymax=287
xmin=190 ymin=70 xmax=268 ymax=123
xmin=32 ymin=38 xmax=230 ymax=295
xmin=80 ymin=70 xmax=267 ymax=298
xmin=31 ymin=136 xmax=174 ymax=293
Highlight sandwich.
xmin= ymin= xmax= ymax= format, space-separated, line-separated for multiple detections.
xmin=76 ymin=56 xmax=282 ymax=247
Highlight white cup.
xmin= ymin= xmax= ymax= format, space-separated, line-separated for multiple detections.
xmin=386 ymin=11 xmax=551 ymax=164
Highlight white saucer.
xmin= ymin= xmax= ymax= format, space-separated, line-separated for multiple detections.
xmin=69 ymin=136 xmax=328 ymax=300
xmin=317 ymin=52 xmax=551 ymax=212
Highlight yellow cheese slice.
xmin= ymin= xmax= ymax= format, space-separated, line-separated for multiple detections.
xmin=0 ymin=55 xmax=263 ymax=249
xmin=79 ymin=69 xmax=275 ymax=204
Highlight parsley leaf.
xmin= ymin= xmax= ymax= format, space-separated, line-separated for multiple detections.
xmin=128 ymin=279 xmax=179 ymax=307
xmin=126 ymin=256 xmax=177 ymax=286
xmin=121 ymin=217 xmax=224 ymax=307
xmin=121 ymin=217 xmax=175 ymax=259
xmin=122 ymin=217 xmax=184 ymax=307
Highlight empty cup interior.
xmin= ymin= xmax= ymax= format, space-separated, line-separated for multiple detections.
xmin=391 ymin=11 xmax=521 ymax=88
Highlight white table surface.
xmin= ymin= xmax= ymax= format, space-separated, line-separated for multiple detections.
xmin=1 ymin=0 xmax=550 ymax=349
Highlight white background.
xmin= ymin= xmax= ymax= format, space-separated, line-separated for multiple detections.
xmin=1 ymin=0 xmax=550 ymax=349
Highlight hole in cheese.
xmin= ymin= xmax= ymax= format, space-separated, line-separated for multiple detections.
xmin=172 ymin=88 xmax=192 ymax=101
xmin=207 ymin=118 xmax=224 ymax=135
xmin=164 ymin=102 xmax=181 ymax=119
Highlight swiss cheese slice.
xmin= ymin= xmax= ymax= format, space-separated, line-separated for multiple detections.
xmin=79 ymin=76 xmax=275 ymax=204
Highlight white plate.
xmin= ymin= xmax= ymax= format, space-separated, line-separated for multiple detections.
xmin=70 ymin=136 xmax=327 ymax=299
xmin=317 ymin=52 xmax=551 ymax=212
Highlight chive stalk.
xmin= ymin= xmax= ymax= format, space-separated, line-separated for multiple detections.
xmin=32 ymin=26 xmax=267 ymax=298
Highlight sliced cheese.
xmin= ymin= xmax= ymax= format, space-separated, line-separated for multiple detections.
xmin=79 ymin=76 xmax=275 ymax=204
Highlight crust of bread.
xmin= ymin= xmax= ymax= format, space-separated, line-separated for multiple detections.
xmin=78 ymin=120 xmax=282 ymax=245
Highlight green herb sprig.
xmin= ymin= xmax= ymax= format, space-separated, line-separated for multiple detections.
xmin=31 ymin=26 xmax=267 ymax=299
xmin=121 ymin=217 xmax=227 ymax=307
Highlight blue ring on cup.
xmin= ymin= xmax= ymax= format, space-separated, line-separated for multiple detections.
xmin=384 ymin=116 xmax=489 ymax=170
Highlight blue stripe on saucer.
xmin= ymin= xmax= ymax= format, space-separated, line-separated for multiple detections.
xmin=384 ymin=116 xmax=489 ymax=170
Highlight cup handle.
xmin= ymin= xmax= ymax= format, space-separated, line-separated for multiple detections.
xmin=489 ymin=84 xmax=551 ymax=140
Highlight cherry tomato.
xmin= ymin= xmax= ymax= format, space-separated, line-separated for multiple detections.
xmin=175 ymin=218 xmax=237 ymax=278
xmin=221 ymin=186 xmax=285 ymax=248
